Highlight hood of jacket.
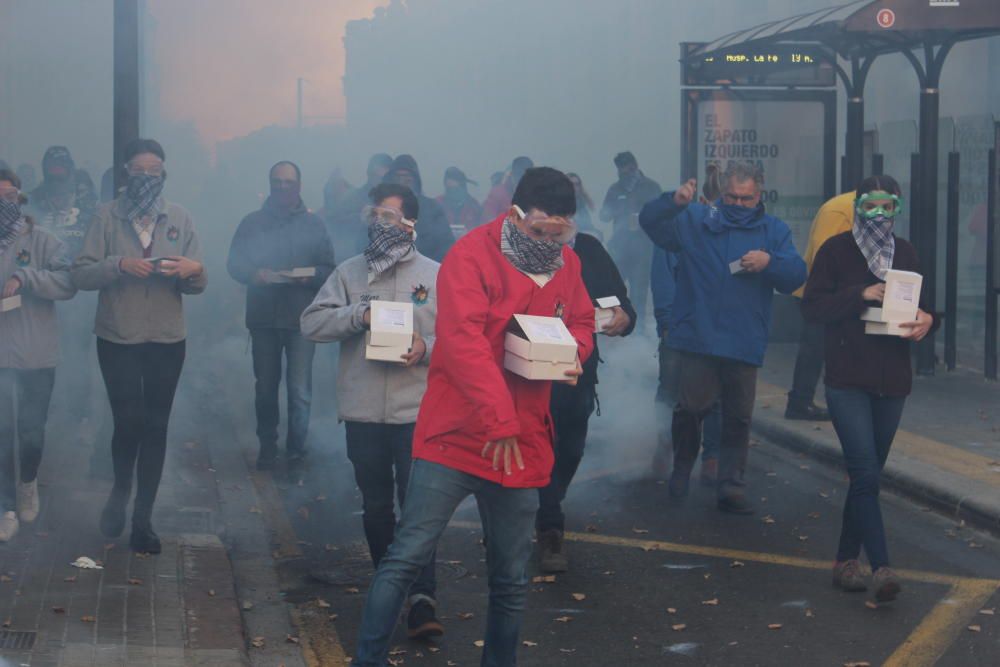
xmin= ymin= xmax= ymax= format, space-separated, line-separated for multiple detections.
xmin=384 ymin=154 xmax=423 ymax=195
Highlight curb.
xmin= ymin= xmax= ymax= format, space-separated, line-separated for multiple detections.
xmin=752 ymin=414 xmax=1000 ymax=537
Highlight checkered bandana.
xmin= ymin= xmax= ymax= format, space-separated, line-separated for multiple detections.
xmin=0 ymin=200 xmax=25 ymax=255
xmin=123 ymin=175 xmax=165 ymax=249
xmin=364 ymin=222 xmax=414 ymax=283
xmin=501 ymin=218 xmax=564 ymax=276
xmin=852 ymin=213 xmax=895 ymax=280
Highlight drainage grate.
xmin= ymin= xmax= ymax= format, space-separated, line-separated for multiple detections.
xmin=0 ymin=629 xmax=36 ymax=650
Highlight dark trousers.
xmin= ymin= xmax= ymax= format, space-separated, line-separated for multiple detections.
xmin=825 ymin=386 xmax=905 ymax=572
xmin=97 ymin=338 xmax=185 ymax=522
xmin=536 ymin=382 xmax=595 ymax=533
xmin=345 ymin=421 xmax=435 ymax=600
xmin=655 ymin=336 xmax=721 ymax=461
xmin=250 ymin=328 xmax=315 ymax=459
xmin=672 ymin=351 xmax=757 ymax=495
xmin=789 ymin=314 xmax=825 ymax=407
xmin=0 ymin=368 xmax=56 ymax=512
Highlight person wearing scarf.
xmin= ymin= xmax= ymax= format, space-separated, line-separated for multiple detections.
xmin=300 ymin=182 xmax=444 ymax=641
xmin=71 ymin=139 xmax=206 ymax=556
xmin=802 ymin=175 xmax=936 ymax=604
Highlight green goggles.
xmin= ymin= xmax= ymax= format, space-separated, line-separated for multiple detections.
xmin=855 ymin=192 xmax=903 ymax=219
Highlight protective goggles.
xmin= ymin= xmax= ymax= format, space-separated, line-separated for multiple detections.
xmin=855 ymin=192 xmax=903 ymax=219
xmin=362 ymin=205 xmax=415 ymax=229
xmin=512 ymin=205 xmax=577 ymax=245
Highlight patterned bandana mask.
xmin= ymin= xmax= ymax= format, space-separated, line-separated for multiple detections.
xmin=364 ymin=222 xmax=414 ymax=282
xmin=0 ymin=200 xmax=26 ymax=255
xmin=852 ymin=212 xmax=895 ymax=280
xmin=501 ymin=218 xmax=564 ymax=275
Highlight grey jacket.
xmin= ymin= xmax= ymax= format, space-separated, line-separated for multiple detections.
xmin=300 ymin=250 xmax=439 ymax=424
xmin=0 ymin=225 xmax=77 ymax=369
xmin=71 ymin=198 xmax=207 ymax=344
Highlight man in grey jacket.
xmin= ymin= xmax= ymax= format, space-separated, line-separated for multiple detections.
xmin=227 ymin=161 xmax=335 ymax=473
xmin=300 ymin=182 xmax=443 ymax=640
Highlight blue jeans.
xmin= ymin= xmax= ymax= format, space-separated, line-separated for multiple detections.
xmin=352 ymin=460 xmax=538 ymax=667
xmin=825 ymin=386 xmax=906 ymax=572
xmin=250 ymin=328 xmax=315 ymax=458
xmin=345 ymin=422 xmax=436 ymax=601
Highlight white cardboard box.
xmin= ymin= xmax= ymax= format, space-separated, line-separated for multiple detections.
xmin=276 ymin=267 xmax=316 ymax=279
xmin=865 ymin=320 xmax=913 ymax=336
xmin=504 ymin=314 xmax=578 ymax=380
xmin=0 ymin=295 xmax=21 ymax=313
xmin=882 ymin=269 xmax=922 ymax=321
xmin=368 ymin=301 xmax=413 ymax=348
xmin=503 ymin=352 xmax=577 ymax=381
xmin=594 ymin=296 xmax=621 ymax=333
xmin=364 ymin=331 xmax=409 ymax=363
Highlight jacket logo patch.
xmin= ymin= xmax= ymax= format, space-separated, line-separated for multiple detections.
xmin=554 ymin=301 xmax=565 ymax=319
xmin=411 ymin=284 xmax=430 ymax=305
xmin=166 ymin=226 xmax=180 ymax=242
xmin=15 ymin=249 xmax=30 ymax=267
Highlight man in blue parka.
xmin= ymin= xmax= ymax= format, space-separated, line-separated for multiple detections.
xmin=640 ymin=163 xmax=806 ymax=515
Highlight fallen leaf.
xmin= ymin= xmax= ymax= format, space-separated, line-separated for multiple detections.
xmin=286 ymin=635 xmax=300 ymax=644
xmin=805 ymin=609 xmax=815 ymax=618
xmin=969 ymin=542 xmax=984 ymax=549
xmin=523 ymin=640 xmax=538 ymax=647
xmin=767 ymin=623 xmax=782 ymax=630
xmin=819 ymin=492 xmax=830 ymax=498
xmin=807 ymin=512 xmax=820 ymax=519
xmin=428 ymin=647 xmax=440 ymax=653
xmin=701 ymin=598 xmax=719 ymax=606
xmin=641 ymin=545 xmax=658 ymax=552
xmin=667 ymin=607 xmax=677 ymax=614
xmin=81 ymin=615 xmax=96 ymax=623
xmin=531 ymin=575 xmax=556 ymax=584
xmin=672 ymin=624 xmax=687 ymax=631
xmin=571 ymin=593 xmax=586 ymax=601
xmin=63 ymin=576 xmax=76 ymax=583
xmin=345 ymin=587 xmax=360 ymax=594
xmin=242 ymin=601 xmax=254 ymax=611
xmin=730 ymin=561 xmax=745 ymax=568
xmin=249 ymin=507 xmax=263 ymax=514
xmin=208 ymin=589 xmax=216 ymax=597
xmin=458 ymin=612 xmax=474 ymax=620
xmin=317 ymin=599 xmax=331 ymax=609
xmin=251 ymin=636 xmax=266 ymax=648
xmin=559 ymin=649 xmax=576 ymax=653
xmin=52 ymin=607 xmax=66 ymax=614
xmin=865 ymin=601 xmax=878 ymax=610
xmin=328 ymin=614 xmax=339 ymax=621
xmin=324 ymin=544 xmax=338 ymax=552
xmin=798 ymin=535 xmax=809 ymax=542
xmin=388 ymin=647 xmax=407 ymax=656
xmin=297 ymin=506 xmax=310 ymax=521
xmin=632 ymin=528 xmax=649 ymax=535
xmin=127 ymin=578 xmax=142 ymax=586
xmin=979 ymin=608 xmax=995 ymax=616
xmin=554 ymin=616 xmax=573 ymax=623
xmin=762 ymin=515 xmax=776 ymax=525
xmin=968 ymin=625 xmax=982 ymax=632
xmin=843 ymin=662 xmax=872 ymax=667
xmin=474 ymin=639 xmax=485 ymax=647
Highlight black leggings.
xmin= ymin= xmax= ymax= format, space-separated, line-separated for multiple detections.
xmin=97 ymin=338 xmax=185 ymax=521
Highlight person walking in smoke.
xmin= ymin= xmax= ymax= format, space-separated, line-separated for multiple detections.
xmin=226 ymin=161 xmax=335 ymax=475
xmin=566 ymin=172 xmax=601 ymax=241
xmin=802 ymin=176 xmax=935 ymax=603
xmin=330 ymin=154 xmax=393 ymax=259
xmin=480 ymin=156 xmax=534 ymax=223
xmin=348 ymin=168 xmax=593 ymax=667
xmin=436 ymin=166 xmax=482 ymax=237
xmin=640 ymin=163 xmax=806 ymax=515
xmin=536 ymin=227 xmax=636 ymax=573
xmin=0 ymin=169 xmax=77 ymax=541
xmin=601 ymin=151 xmax=662 ymax=327
xmin=382 ymin=155 xmax=455 ymax=262
xmin=72 ymin=139 xmax=206 ymax=554
xmin=301 ymin=182 xmax=444 ymax=640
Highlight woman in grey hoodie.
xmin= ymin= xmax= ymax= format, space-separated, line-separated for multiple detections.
xmin=71 ymin=140 xmax=206 ymax=554
xmin=0 ymin=169 xmax=77 ymax=542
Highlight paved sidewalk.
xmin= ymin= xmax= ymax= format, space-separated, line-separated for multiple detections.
xmin=756 ymin=342 xmax=1000 ymax=534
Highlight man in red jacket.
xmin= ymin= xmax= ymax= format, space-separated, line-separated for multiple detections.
xmin=350 ymin=168 xmax=594 ymax=667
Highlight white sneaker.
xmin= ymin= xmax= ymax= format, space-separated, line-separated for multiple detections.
xmin=0 ymin=512 xmax=19 ymax=542
xmin=17 ymin=480 xmax=39 ymax=523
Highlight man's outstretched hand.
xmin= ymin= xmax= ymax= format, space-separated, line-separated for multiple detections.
xmin=482 ymin=437 xmax=524 ymax=475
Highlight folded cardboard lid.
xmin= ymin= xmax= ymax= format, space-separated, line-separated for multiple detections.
xmin=506 ymin=314 xmax=577 ymax=363
xmin=594 ymin=296 xmax=621 ymax=309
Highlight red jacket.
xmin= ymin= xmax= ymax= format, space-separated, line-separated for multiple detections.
xmin=413 ymin=215 xmax=595 ymax=488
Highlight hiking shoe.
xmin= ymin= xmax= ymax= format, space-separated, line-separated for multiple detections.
xmin=832 ymin=559 xmax=868 ymax=592
xmin=784 ymin=402 xmax=830 ymax=421
xmin=538 ymin=529 xmax=569 ymax=573
xmin=0 ymin=512 xmax=18 ymax=542
xmin=17 ymin=479 xmax=39 ymax=523
xmin=668 ymin=470 xmax=690 ymax=499
xmin=699 ymin=458 xmax=718 ymax=487
xmin=406 ymin=600 xmax=444 ymax=639
xmin=130 ymin=521 xmax=161 ymax=555
xmin=99 ymin=491 xmax=128 ymax=538
xmin=717 ymin=493 xmax=755 ymax=515
xmin=872 ymin=567 xmax=901 ymax=602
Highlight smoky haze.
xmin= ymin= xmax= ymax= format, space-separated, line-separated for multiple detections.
xmin=1 ymin=0 xmax=1000 ymax=514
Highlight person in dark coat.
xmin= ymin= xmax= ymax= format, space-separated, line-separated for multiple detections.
xmin=329 ymin=154 xmax=392 ymax=259
xmin=382 ymin=155 xmax=454 ymax=262
xmin=436 ymin=166 xmax=482 ymax=237
xmin=536 ymin=231 xmax=636 ymax=573
xmin=226 ymin=161 xmax=336 ymax=473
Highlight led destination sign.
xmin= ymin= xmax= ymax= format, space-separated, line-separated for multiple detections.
xmin=682 ymin=43 xmax=836 ymax=87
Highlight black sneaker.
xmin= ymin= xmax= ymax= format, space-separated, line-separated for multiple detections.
xmin=784 ymin=402 xmax=830 ymax=421
xmin=99 ymin=491 xmax=128 ymax=538
xmin=406 ymin=600 xmax=444 ymax=640
xmin=538 ymin=529 xmax=568 ymax=573
xmin=668 ymin=470 xmax=690 ymax=499
xmin=717 ymin=493 xmax=755 ymax=515
xmin=130 ymin=521 xmax=162 ymax=554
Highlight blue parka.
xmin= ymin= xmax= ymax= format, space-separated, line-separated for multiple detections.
xmin=640 ymin=193 xmax=806 ymax=366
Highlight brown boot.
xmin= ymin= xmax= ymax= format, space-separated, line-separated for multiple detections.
xmin=538 ymin=529 xmax=568 ymax=573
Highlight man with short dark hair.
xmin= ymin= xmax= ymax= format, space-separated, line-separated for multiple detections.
xmin=349 ymin=167 xmax=594 ymax=667
xmin=640 ymin=164 xmax=806 ymax=515
xmin=227 ymin=161 xmax=335 ymax=473
xmin=601 ymin=151 xmax=662 ymax=325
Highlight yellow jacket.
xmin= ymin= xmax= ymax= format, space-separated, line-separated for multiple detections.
xmin=794 ymin=192 xmax=855 ymax=298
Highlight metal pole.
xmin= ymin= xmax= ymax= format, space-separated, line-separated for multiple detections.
xmin=910 ymin=152 xmax=922 ymax=254
xmin=915 ymin=88 xmax=939 ymax=376
xmin=987 ymin=147 xmax=998 ymax=380
xmin=113 ymin=0 xmax=140 ymax=194
xmin=945 ymin=151 xmax=960 ymax=371
xmin=297 ymin=77 xmax=304 ymax=129
xmin=872 ymin=153 xmax=884 ymax=177
xmin=845 ymin=96 xmax=864 ymax=192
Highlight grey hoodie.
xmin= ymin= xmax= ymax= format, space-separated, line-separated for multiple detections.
xmin=71 ymin=198 xmax=207 ymax=344
xmin=0 ymin=224 xmax=77 ymax=369
xmin=300 ymin=250 xmax=438 ymax=424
